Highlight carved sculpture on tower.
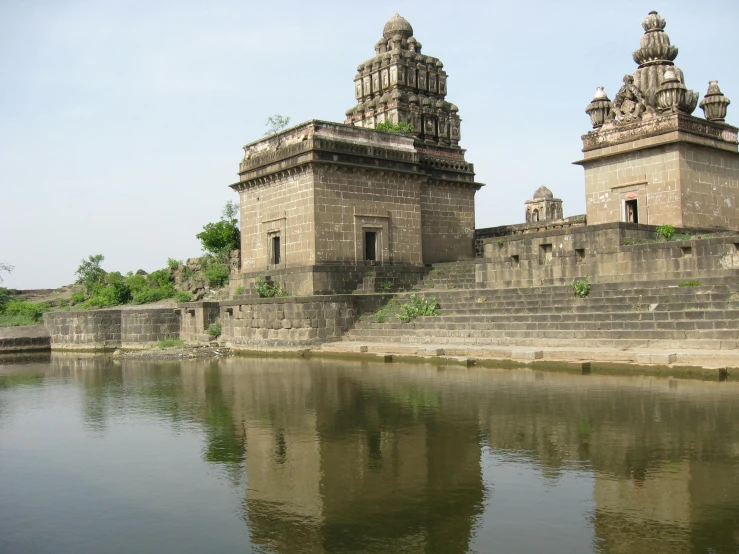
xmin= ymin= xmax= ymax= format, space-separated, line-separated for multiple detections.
xmin=345 ymin=14 xmax=462 ymax=148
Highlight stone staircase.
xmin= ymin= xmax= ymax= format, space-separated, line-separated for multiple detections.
xmin=332 ymin=274 xmax=739 ymax=362
xmin=412 ymin=261 xmax=478 ymax=291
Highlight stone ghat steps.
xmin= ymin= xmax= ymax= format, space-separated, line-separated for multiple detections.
xmin=438 ymin=300 xmax=738 ymax=315
xmin=344 ymin=279 xmax=739 ymax=351
xmin=342 ymin=328 xmax=739 ymax=349
xmin=351 ymin=320 xmax=739 ymax=336
xmin=414 ymin=262 xmax=478 ymax=289
xmin=379 ymin=310 xmax=739 ymax=324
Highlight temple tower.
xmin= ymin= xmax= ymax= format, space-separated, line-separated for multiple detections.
xmin=575 ymin=11 xmax=738 ymax=230
xmin=345 ymin=14 xmax=462 ymax=149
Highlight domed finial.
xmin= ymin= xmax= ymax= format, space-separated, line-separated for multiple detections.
xmin=700 ymin=81 xmax=731 ymax=122
xmin=642 ymin=11 xmax=666 ymax=32
xmin=533 ymin=185 xmax=554 ymax=200
xmin=383 ymin=13 xmax=413 ymax=41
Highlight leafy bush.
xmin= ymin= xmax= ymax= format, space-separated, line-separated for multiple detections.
xmin=70 ymin=291 xmax=85 ymax=304
xmin=75 ymin=254 xmax=106 ymax=296
xmin=196 ymin=202 xmax=240 ymax=257
xmin=570 ymin=276 xmax=591 ymax=298
xmin=4 ymin=300 xmax=50 ymax=322
xmin=0 ymin=287 xmax=13 ymax=313
xmin=254 ymin=277 xmax=288 ymax=298
xmin=173 ymin=290 xmax=193 ymax=303
xmin=85 ymin=272 xmax=132 ymax=307
xmin=678 ymin=280 xmax=702 ymax=287
xmin=379 ymin=281 xmax=394 ymax=291
xmin=375 ymin=120 xmax=414 ymax=134
xmin=399 ymin=294 xmax=438 ymax=321
xmin=204 ymin=263 xmax=229 ymax=287
xmin=123 ymin=270 xmax=175 ymax=305
xmin=167 ymin=258 xmax=182 ymax=270
xmin=207 ymin=321 xmax=221 ymax=339
xmin=234 ymin=285 xmax=244 ymax=296
xmin=656 ymin=224 xmax=676 ymax=241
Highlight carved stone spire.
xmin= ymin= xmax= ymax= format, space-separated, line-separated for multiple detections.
xmin=587 ymin=11 xmax=703 ymax=127
xmin=345 ymin=15 xmax=462 ymax=148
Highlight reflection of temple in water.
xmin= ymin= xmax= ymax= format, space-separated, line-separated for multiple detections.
xmin=219 ymin=361 xmax=484 ymax=553
xmin=26 ymin=354 xmax=739 ymax=553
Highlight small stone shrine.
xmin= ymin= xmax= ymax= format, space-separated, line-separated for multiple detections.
xmin=576 ymin=11 xmax=738 ymax=230
xmin=525 ymin=186 xmax=563 ymax=223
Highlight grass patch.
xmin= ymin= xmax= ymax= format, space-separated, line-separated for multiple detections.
xmin=370 ymin=294 xmax=439 ymax=323
xmin=678 ymin=280 xmax=703 ymax=287
xmin=0 ymin=313 xmax=41 ymax=327
xmin=157 ymin=338 xmax=185 ymax=349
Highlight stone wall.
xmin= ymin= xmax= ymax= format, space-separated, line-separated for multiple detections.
xmin=577 ymin=114 xmax=739 ymax=230
xmin=680 ymin=143 xmax=739 ymax=230
xmin=180 ymin=302 xmax=220 ymax=342
xmin=313 ymin=164 xmax=424 ymax=265
xmin=239 ymin=167 xmax=316 ymax=273
xmin=477 ymin=223 xmax=739 ymax=289
xmin=219 ymin=296 xmax=357 ymax=347
xmin=475 ymin=215 xmax=588 ymax=257
xmin=421 ymin=182 xmax=476 ymax=263
xmin=230 ymin=264 xmax=429 ymax=297
xmin=43 ymin=308 xmax=181 ymax=350
xmin=121 ymin=309 xmax=181 ymax=346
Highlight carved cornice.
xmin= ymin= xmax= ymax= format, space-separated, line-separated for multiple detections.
xmin=581 ymin=112 xmax=738 ymax=152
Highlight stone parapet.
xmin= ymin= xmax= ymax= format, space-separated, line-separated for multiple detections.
xmin=43 ymin=308 xmax=181 ymax=351
xmin=477 ymin=223 xmax=739 ymax=289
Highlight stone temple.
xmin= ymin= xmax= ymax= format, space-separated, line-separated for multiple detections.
xmin=230 ymin=14 xmax=482 ymax=296
xmin=577 ymin=10 xmax=738 ymax=229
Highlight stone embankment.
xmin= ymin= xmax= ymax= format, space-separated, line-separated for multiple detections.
xmin=0 ymin=325 xmax=50 ymax=353
xmin=320 ymin=267 xmax=739 ymax=371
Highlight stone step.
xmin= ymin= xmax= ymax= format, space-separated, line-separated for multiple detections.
xmin=344 ymin=327 xmax=739 ymax=342
xmin=437 ymin=301 xmax=739 ymax=314
xmin=341 ymin=333 xmax=737 ymax=351
xmin=407 ymin=284 xmax=739 ymax=299
xmin=391 ymin=310 xmax=739 ymax=323
xmin=355 ymin=319 xmax=739 ymax=332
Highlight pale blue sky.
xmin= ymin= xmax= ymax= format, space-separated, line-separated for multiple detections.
xmin=2 ymin=0 xmax=738 ymax=289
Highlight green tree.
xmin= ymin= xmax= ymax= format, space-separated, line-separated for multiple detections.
xmin=75 ymin=254 xmax=106 ymax=296
xmin=196 ymin=201 xmax=241 ymax=258
xmin=265 ymin=114 xmax=291 ymax=136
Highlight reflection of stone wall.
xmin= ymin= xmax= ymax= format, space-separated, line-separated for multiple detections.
xmin=44 ymin=308 xmax=181 ymax=350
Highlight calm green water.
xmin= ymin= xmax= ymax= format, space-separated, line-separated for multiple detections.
xmin=1 ymin=355 xmax=738 ymax=553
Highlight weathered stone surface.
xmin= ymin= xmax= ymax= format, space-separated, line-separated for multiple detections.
xmin=43 ymin=309 xmax=181 ymax=350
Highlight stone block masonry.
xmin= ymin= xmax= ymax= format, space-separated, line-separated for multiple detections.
xmin=44 ymin=308 xmax=181 ymax=350
xmin=218 ymin=296 xmax=357 ymax=347
xmin=478 ymin=222 xmax=739 ymax=289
